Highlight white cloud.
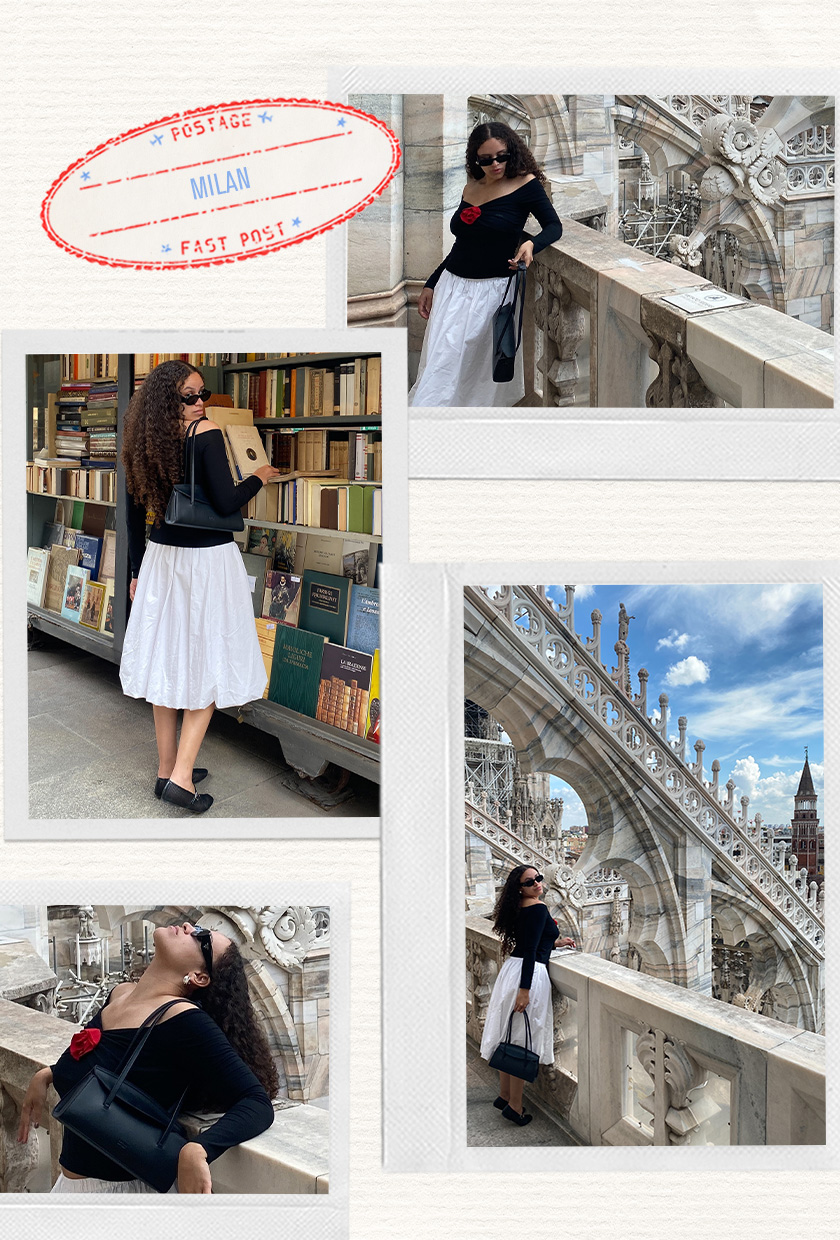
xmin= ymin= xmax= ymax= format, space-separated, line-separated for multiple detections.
xmin=623 ymin=583 xmax=822 ymax=653
xmin=574 ymin=585 xmax=594 ymax=600
xmin=657 ymin=629 xmax=692 ymax=651
xmin=727 ymin=756 xmax=824 ymax=822
xmin=680 ymin=667 xmax=823 ymax=743
xmin=664 ymin=656 xmax=710 ymax=687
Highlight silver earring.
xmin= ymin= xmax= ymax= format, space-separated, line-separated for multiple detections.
xmin=183 ymin=975 xmax=191 ymax=986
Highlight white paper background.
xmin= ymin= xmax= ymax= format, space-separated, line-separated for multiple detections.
xmin=2 ymin=4 xmax=839 ymax=1237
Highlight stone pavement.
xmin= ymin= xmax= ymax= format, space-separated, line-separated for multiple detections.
xmin=28 ymin=633 xmax=379 ymax=819
xmin=466 ymin=1040 xmax=577 ymax=1147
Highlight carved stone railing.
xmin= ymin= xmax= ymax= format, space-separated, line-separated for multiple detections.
xmin=468 ymin=585 xmax=825 ymax=961
xmin=466 ymin=920 xmax=825 ymax=1146
xmin=465 ymin=796 xmax=552 ymax=872
xmin=0 ymin=998 xmax=328 ymax=1193
xmin=522 ymin=217 xmax=833 ymax=408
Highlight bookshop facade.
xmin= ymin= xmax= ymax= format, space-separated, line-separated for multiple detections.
xmin=26 ymin=352 xmax=382 ymax=802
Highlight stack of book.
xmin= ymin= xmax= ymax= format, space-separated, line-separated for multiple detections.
xmin=27 ymin=520 xmax=117 ymax=638
xmin=225 ymin=356 xmax=381 ymax=419
xmin=83 ymin=379 xmax=119 ymax=465
xmin=235 ymin=532 xmax=381 ymax=742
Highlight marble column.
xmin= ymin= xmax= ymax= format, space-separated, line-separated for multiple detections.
xmin=403 ymin=95 xmax=470 ymax=381
xmin=347 ymin=95 xmax=406 ymax=324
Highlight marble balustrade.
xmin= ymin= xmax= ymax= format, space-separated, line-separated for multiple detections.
xmin=522 ymin=217 xmax=833 ymax=407
xmin=466 ymin=920 xmax=825 ymax=1146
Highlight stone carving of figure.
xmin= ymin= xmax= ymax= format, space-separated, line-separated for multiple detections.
xmin=609 ymin=942 xmax=622 ymax=964
xmin=618 ymin=603 xmax=635 ymax=644
xmin=628 ymin=945 xmax=642 ymax=971
xmin=78 ymin=906 xmax=95 ymax=939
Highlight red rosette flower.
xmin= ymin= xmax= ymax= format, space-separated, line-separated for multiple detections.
xmin=459 ymin=204 xmax=482 ymax=225
xmin=69 ymin=1027 xmax=102 ymax=1060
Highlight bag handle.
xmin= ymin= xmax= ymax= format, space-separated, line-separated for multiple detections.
xmin=181 ymin=416 xmax=206 ymax=506
xmin=503 ymin=1005 xmax=533 ymax=1053
xmin=104 ymin=998 xmax=199 ymax=1111
xmin=500 ymin=259 xmax=527 ymax=353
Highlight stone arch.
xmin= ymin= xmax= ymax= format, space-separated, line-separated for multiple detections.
xmin=465 ymin=617 xmax=693 ymax=986
xmin=709 ymin=882 xmax=819 ymax=1031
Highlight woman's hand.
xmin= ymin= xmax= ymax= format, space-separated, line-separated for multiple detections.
xmin=509 ymin=240 xmax=535 ymax=269
xmin=17 ymin=1067 xmax=52 ymax=1143
xmin=254 ymin=464 xmax=282 ymax=485
xmin=513 ymin=988 xmax=530 ymax=1013
xmin=129 ymin=577 xmax=138 ymax=602
xmin=556 ymin=937 xmax=577 ymax=950
xmin=177 ymin=1141 xmax=212 ymax=1194
xmin=417 ymin=287 xmax=434 ymax=320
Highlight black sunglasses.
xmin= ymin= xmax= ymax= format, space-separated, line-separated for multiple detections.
xmin=476 ymin=152 xmax=510 ymax=167
xmin=181 ymin=387 xmax=211 ymax=405
xmin=521 ymin=874 xmax=544 ymax=887
xmin=190 ymin=925 xmax=213 ymax=976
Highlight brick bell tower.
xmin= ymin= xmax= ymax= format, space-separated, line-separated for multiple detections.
xmin=790 ymin=749 xmax=823 ymax=886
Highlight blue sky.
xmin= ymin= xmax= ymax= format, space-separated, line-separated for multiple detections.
xmin=539 ymin=582 xmax=824 ymax=828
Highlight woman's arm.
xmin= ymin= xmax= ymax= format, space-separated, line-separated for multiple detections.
xmin=172 ymin=1012 xmax=274 ymax=1175
xmin=195 ymin=426 xmax=266 ymax=515
xmin=512 ymin=904 xmax=551 ymax=1010
xmin=125 ymin=483 xmax=149 ymax=580
xmin=510 ymin=182 xmax=563 ymax=268
xmin=16 ymin=1067 xmax=52 ymax=1143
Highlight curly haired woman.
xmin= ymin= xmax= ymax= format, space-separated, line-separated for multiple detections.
xmin=18 ymin=921 xmax=278 ymax=1193
xmin=119 ymin=362 xmax=280 ymax=812
xmin=409 ymin=121 xmax=562 ymax=408
xmin=479 ymin=866 xmax=576 ymax=1127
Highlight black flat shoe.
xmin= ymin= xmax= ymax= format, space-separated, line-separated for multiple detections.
xmin=154 ymin=768 xmax=208 ymax=799
xmin=502 ymin=1105 xmax=532 ymax=1127
xmin=160 ymin=779 xmax=214 ymax=814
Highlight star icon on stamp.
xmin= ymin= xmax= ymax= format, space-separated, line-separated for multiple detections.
xmin=337 ymin=117 xmax=346 ymax=127
xmin=81 ymin=171 xmax=91 ymax=181
xmin=259 ymin=111 xmax=272 ymax=123
xmin=292 ymin=217 xmax=301 ymax=227
xmin=150 ymin=133 xmax=163 ymax=146
xmin=161 ymin=244 xmax=171 ymax=253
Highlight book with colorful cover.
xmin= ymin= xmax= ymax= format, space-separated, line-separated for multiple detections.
xmin=268 ymin=626 xmax=327 ymax=717
xmin=27 ymin=547 xmax=50 ymax=607
xmin=73 ymin=533 xmax=103 ymax=579
xmin=262 ymin=572 xmax=301 ymax=627
xmin=79 ymin=580 xmax=106 ymax=630
xmin=315 ymin=643 xmax=374 ymax=736
xmin=61 ymin=564 xmax=91 ymax=622
xmin=345 ymin=586 xmax=380 ymax=656
xmin=247 ymin=527 xmax=276 ymax=558
xmin=273 ymin=531 xmax=296 ymax=573
xmin=298 ymin=571 xmax=352 ymax=645
xmin=100 ymin=580 xmax=115 ymax=636
xmin=365 ymin=649 xmax=380 ymax=743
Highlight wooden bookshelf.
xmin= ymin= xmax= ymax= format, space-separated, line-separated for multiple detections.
xmin=254 ymin=415 xmax=382 ymax=428
xmin=242 ymin=519 xmax=383 ymax=544
xmin=27 ymin=490 xmax=116 ymax=508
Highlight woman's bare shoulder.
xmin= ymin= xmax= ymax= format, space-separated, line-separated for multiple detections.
xmin=194 ymin=418 xmax=222 ymax=435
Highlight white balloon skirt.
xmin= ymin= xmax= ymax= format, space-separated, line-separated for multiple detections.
xmin=479 ymin=957 xmax=554 ymax=1066
xmin=51 ymin=1172 xmax=176 ymax=1193
xmin=408 ymin=268 xmax=525 ymax=408
xmin=120 ymin=541 xmax=267 ymax=711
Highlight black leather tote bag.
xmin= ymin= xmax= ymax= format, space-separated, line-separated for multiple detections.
xmin=52 ymin=999 xmax=198 ymax=1193
xmin=165 ymin=416 xmax=245 ymax=532
xmin=488 ymin=1008 xmax=540 ymax=1082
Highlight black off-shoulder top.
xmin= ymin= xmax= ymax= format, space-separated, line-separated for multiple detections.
xmin=424 ymin=179 xmax=562 ymax=288
xmin=51 ymin=1002 xmax=274 ymax=1181
xmin=510 ymin=902 xmax=559 ymax=989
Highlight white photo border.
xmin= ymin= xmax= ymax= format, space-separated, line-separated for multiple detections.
xmin=383 ymin=558 xmax=837 ymax=1171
